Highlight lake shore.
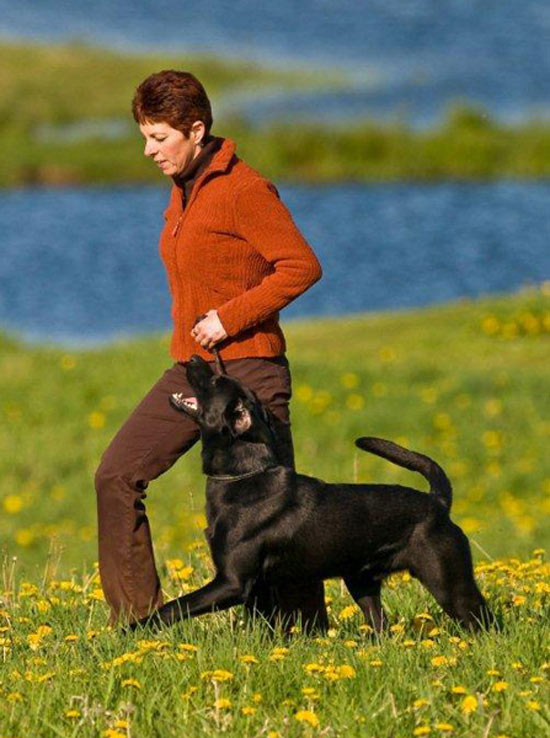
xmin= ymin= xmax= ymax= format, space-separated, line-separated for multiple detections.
xmin=1 ymin=40 xmax=549 ymax=187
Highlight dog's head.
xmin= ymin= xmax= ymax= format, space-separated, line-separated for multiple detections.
xmin=170 ymin=355 xmax=277 ymax=451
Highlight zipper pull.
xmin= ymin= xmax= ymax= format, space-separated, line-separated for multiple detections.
xmin=172 ymin=214 xmax=183 ymax=237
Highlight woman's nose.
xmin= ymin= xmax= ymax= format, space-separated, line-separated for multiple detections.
xmin=144 ymin=140 xmax=157 ymax=157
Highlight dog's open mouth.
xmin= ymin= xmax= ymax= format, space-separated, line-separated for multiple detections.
xmin=170 ymin=393 xmax=199 ymax=414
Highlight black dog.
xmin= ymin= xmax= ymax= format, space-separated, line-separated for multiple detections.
xmin=131 ymin=355 xmax=493 ymax=633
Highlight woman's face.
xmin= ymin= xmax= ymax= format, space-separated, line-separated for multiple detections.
xmin=139 ymin=120 xmax=204 ymax=177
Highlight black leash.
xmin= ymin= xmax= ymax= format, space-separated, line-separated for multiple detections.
xmin=193 ymin=313 xmax=227 ymax=375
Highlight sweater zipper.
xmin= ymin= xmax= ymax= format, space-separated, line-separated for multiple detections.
xmin=171 ymin=170 xmax=215 ymax=238
xmin=172 ymin=213 xmax=183 ymax=237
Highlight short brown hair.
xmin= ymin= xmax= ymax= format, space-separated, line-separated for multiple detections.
xmin=132 ymin=70 xmax=213 ymax=138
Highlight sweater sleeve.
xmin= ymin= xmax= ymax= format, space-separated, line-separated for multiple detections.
xmin=216 ymin=179 xmax=323 ymax=337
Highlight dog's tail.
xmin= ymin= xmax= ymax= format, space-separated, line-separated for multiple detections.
xmin=355 ymin=437 xmax=452 ymax=511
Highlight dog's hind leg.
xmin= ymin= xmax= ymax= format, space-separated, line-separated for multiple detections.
xmin=408 ymin=527 xmax=494 ymax=631
xmin=344 ymin=574 xmax=386 ymax=633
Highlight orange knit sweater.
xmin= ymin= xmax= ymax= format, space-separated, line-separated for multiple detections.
xmin=159 ymin=137 xmax=323 ymax=362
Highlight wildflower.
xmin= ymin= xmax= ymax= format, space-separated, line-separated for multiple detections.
xmin=242 ymin=706 xmax=256 ymax=716
xmin=340 ymin=372 xmax=359 ymax=389
xmin=413 ymin=699 xmax=430 ymax=709
xmin=88 ymin=411 xmax=106 ymax=429
xmin=492 ymin=681 xmax=508 ymax=692
xmin=461 ymin=695 xmax=478 ymax=714
xmin=527 ymin=701 xmax=541 ymax=711
xmin=294 ymin=710 xmax=319 ymax=727
xmin=252 ymin=693 xmax=262 ymax=703
xmin=304 ymin=662 xmax=324 ymax=674
xmin=60 ymin=355 xmax=76 ymax=370
xmin=451 ymin=686 xmax=467 ymax=695
xmin=3 ymin=495 xmax=23 ymax=514
xmin=65 ymin=709 xmax=80 ymax=718
xmin=434 ymin=723 xmax=454 ymax=732
xmin=338 ymin=665 xmax=356 ymax=679
xmin=269 ymin=647 xmax=289 ymax=661
xmin=122 ymin=678 xmax=141 ymax=688
xmin=413 ymin=728 xmax=431 ymax=736
xmin=431 ymin=656 xmax=449 ymax=667
xmin=102 ymin=731 xmax=125 ymax=738
xmin=201 ymin=669 xmax=234 ymax=682
xmin=338 ymin=604 xmax=359 ymax=620
xmin=369 ymin=660 xmax=383 ymax=668
xmin=302 ymin=688 xmax=320 ymax=699
xmin=390 ymin=624 xmax=405 ymax=634
xmin=214 ymin=698 xmax=231 ymax=709
xmin=240 ymin=654 xmax=258 ymax=665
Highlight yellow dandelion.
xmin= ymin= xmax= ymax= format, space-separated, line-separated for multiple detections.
xmin=451 ymin=686 xmax=467 ymax=694
xmin=15 ymin=528 xmax=34 ymax=546
xmin=201 ymin=669 xmax=234 ymax=682
xmin=346 ymin=394 xmax=365 ymax=411
xmin=434 ymin=723 xmax=454 ymax=732
xmin=413 ymin=728 xmax=431 ymax=736
xmin=122 ymin=678 xmax=141 ymax=688
xmin=252 ymin=692 xmax=263 ymax=703
xmin=338 ymin=604 xmax=359 ymax=620
xmin=461 ymin=695 xmax=478 ymax=714
xmin=240 ymin=654 xmax=258 ymax=664
xmin=88 ymin=411 xmax=106 ymax=429
xmin=431 ymin=656 xmax=449 ymax=667
xmin=340 ymin=372 xmax=359 ymax=389
xmin=527 ymin=701 xmax=540 ymax=711
xmin=294 ymin=710 xmax=319 ymax=727
xmin=60 ymin=354 xmax=77 ymax=370
xmin=492 ymin=681 xmax=508 ymax=692
xmin=241 ymin=706 xmax=256 ymax=716
xmin=3 ymin=495 xmax=23 ymax=514
xmin=214 ymin=698 xmax=231 ymax=709
xmin=413 ymin=698 xmax=430 ymax=709
xmin=337 ymin=665 xmax=356 ymax=679
xmin=65 ymin=709 xmax=80 ymax=718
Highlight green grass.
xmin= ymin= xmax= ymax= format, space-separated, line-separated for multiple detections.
xmin=0 ymin=288 xmax=549 ymax=735
xmin=1 ymin=40 xmax=549 ymax=186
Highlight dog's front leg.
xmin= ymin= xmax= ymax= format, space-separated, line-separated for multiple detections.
xmin=130 ymin=574 xmax=243 ymax=631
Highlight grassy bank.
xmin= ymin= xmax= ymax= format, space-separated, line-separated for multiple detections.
xmin=1 ymin=41 xmax=549 ymax=186
xmin=0 ymin=288 xmax=548 ymax=735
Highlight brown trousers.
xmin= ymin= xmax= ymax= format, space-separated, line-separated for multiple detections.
xmin=95 ymin=357 xmax=327 ymax=629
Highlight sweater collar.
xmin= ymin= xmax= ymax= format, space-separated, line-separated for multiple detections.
xmin=173 ymin=136 xmax=236 ymax=191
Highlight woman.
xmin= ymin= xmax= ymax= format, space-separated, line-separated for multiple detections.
xmin=95 ymin=69 xmax=327 ymax=631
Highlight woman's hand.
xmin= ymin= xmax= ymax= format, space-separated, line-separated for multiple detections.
xmin=191 ymin=310 xmax=228 ymax=350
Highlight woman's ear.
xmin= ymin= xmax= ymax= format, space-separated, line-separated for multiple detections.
xmin=191 ymin=120 xmax=206 ymax=146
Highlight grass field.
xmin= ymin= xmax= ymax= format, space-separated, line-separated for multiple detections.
xmin=0 ymin=287 xmax=548 ymax=736
xmin=1 ymin=40 xmax=550 ymax=186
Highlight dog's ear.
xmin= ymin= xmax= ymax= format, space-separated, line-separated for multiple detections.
xmin=229 ymin=399 xmax=253 ymax=435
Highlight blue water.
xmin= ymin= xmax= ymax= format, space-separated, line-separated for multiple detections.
xmin=1 ymin=0 xmax=549 ymax=127
xmin=1 ymin=182 xmax=548 ymax=346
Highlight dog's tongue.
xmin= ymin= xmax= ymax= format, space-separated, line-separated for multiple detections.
xmin=171 ymin=393 xmax=198 ymax=410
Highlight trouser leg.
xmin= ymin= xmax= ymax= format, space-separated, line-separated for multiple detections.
xmin=95 ymin=363 xmax=200 ymax=626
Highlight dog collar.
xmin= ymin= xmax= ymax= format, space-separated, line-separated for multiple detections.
xmin=207 ymin=465 xmax=277 ymax=482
